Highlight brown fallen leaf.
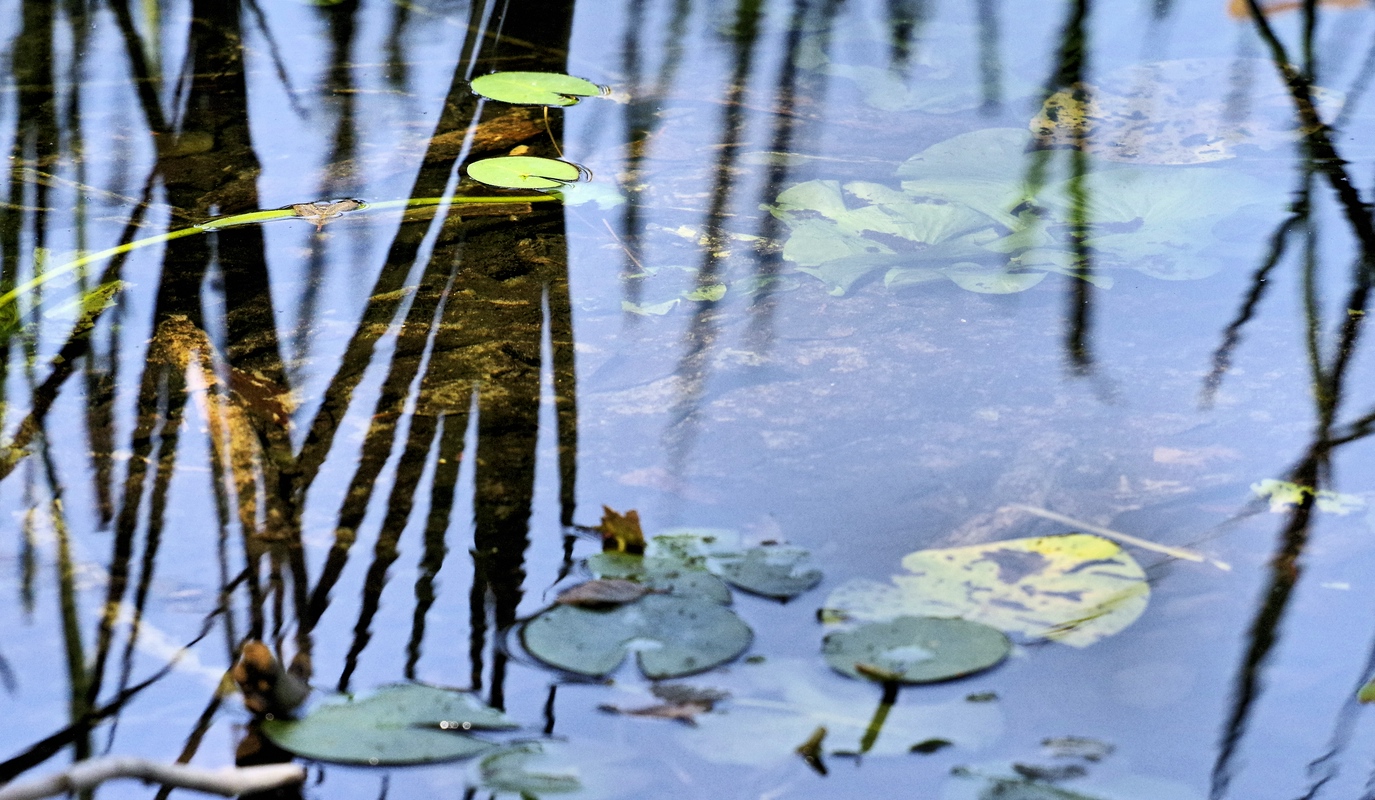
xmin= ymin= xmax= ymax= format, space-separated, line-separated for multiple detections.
xmin=555 ymin=579 xmax=655 ymax=607
xmin=232 ymin=640 xmax=310 ymax=716
xmin=597 ymin=505 xmax=646 ymax=555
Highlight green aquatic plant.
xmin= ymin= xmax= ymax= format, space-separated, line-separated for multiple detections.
xmin=770 ymin=127 xmax=1284 ymax=296
xmin=0 ymin=194 xmax=560 ymax=326
xmin=520 ymin=593 xmax=752 ymax=679
xmin=467 ymin=156 xmax=583 ymax=190
xmin=470 ymin=71 xmax=603 ymax=107
xmin=821 ymin=616 xmax=1011 ymax=684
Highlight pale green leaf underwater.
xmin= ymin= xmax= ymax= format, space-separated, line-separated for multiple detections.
xmin=771 ymin=126 xmax=1284 ymax=296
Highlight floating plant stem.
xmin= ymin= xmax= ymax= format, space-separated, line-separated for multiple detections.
xmin=0 ymin=194 xmax=559 ymax=316
xmin=1006 ymin=504 xmax=1231 ymax=571
xmin=857 ymin=680 xmax=901 ymax=754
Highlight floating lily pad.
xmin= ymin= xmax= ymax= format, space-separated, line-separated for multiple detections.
xmin=823 ymin=617 xmax=1010 ymax=683
xmin=713 ymin=546 xmax=822 ymax=600
xmin=467 ymin=156 xmax=581 ymax=190
xmin=470 ymin=71 xmax=602 ymax=106
xmin=586 ymin=551 xmax=733 ymax=604
xmin=521 ymin=594 xmax=752 ymax=679
xmin=261 ymin=684 xmax=517 ymax=765
xmin=823 ymin=534 xmax=1149 ymax=647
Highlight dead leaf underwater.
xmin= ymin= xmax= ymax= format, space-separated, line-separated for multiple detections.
xmin=822 ymin=534 xmax=1150 ymax=647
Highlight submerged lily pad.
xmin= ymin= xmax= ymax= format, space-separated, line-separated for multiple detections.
xmin=944 ymin=761 xmax=1204 ymax=800
xmin=521 ymin=594 xmax=752 ymax=679
xmin=823 ymin=534 xmax=1149 ymax=647
xmin=1251 ymin=479 xmax=1366 ymax=514
xmin=472 ymin=739 xmax=649 ymax=799
xmin=261 ymin=684 xmax=517 ymax=765
xmin=470 ymin=71 xmax=602 ymax=106
xmin=677 ymin=658 xmax=1003 ymax=765
xmin=1030 ymin=59 xmax=1339 ymax=165
xmin=823 ymin=617 xmax=1011 ymax=683
xmin=468 ymin=156 xmax=581 ymax=189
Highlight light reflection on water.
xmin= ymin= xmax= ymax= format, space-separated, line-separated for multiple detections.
xmin=2 ymin=0 xmax=1375 ymax=799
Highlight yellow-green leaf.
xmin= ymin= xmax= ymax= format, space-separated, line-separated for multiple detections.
xmin=822 ymin=534 xmax=1149 ymax=647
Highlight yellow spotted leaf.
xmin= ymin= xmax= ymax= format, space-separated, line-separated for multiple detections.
xmin=822 ymin=534 xmax=1149 ymax=647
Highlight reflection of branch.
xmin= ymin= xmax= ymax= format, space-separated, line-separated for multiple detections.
xmin=0 ymin=758 xmax=304 ymax=800
xmin=1202 ymin=201 xmax=1306 ymax=406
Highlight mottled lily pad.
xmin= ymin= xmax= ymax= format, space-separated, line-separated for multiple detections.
xmin=477 ymin=743 xmax=582 ymax=795
xmin=586 ymin=529 xmax=822 ymax=602
xmin=467 ymin=156 xmax=581 ymax=189
xmin=1030 ymin=59 xmax=1340 ymax=165
xmin=823 ymin=616 xmax=1010 ymax=683
xmin=823 ymin=534 xmax=1149 ymax=647
xmin=470 ymin=71 xmax=602 ymax=106
xmin=261 ymin=684 xmax=517 ymax=765
xmin=521 ymin=594 xmax=752 ymax=679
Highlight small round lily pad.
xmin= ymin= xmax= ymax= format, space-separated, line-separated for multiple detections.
xmin=522 ymin=594 xmax=752 ymax=679
xmin=467 ymin=156 xmax=581 ymax=190
xmin=823 ymin=617 xmax=1010 ymax=684
xmin=261 ymin=684 xmax=517 ymax=765
xmin=470 ymin=71 xmax=602 ymax=106
xmin=714 ymin=547 xmax=822 ymax=600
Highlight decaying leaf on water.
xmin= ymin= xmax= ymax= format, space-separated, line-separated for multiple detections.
xmin=232 ymin=640 xmax=310 ymax=715
xmin=555 ymin=578 xmax=657 ymax=607
xmin=597 ymin=506 xmax=646 ymax=554
xmin=1251 ymin=479 xmax=1365 ymax=514
xmin=822 ymin=534 xmax=1149 ymax=647
xmin=598 ymin=684 xmax=730 ymax=726
xmin=1030 ymin=59 xmax=1340 ymax=165
xmin=291 ymin=198 xmax=361 ymax=230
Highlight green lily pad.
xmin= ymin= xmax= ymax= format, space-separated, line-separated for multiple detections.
xmin=467 ymin=156 xmax=581 ymax=190
xmin=586 ymin=551 xmax=733 ymax=604
xmin=261 ymin=684 xmax=517 ymax=765
xmin=521 ymin=594 xmax=752 ymax=679
xmin=823 ymin=617 xmax=1010 ymax=683
xmin=470 ymin=71 xmax=602 ymax=106
xmin=713 ymin=546 xmax=822 ymax=600
xmin=823 ymin=534 xmax=1149 ymax=647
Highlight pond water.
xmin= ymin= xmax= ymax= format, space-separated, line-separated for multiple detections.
xmin=4 ymin=1 xmax=1375 ymax=799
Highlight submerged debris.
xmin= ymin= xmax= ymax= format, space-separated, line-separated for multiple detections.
xmin=555 ymin=579 xmax=657 ymax=608
xmin=597 ymin=684 xmax=729 ymax=726
xmin=1041 ymin=735 xmax=1115 ymax=762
